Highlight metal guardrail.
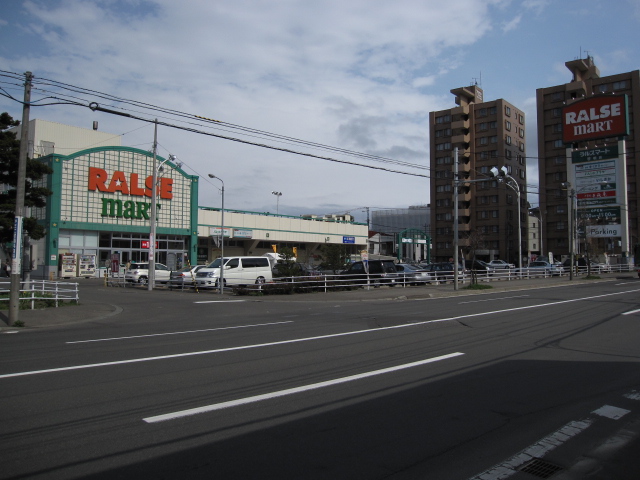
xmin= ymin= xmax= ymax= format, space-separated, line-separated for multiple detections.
xmin=102 ymin=264 xmax=637 ymax=294
xmin=0 ymin=280 xmax=80 ymax=309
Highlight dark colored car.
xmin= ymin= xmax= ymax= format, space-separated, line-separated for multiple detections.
xmin=272 ymin=262 xmax=322 ymax=277
xmin=340 ymin=260 xmax=398 ymax=286
xmin=465 ymin=259 xmax=494 ymax=274
xmin=421 ymin=262 xmax=466 ymax=281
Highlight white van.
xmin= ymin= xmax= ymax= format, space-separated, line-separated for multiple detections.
xmin=195 ymin=256 xmax=272 ymax=288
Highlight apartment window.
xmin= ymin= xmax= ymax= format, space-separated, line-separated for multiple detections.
xmin=435 ymin=128 xmax=451 ymax=137
xmin=436 ymin=199 xmax=451 ymax=207
xmin=490 ymin=150 xmax=497 ymax=158
xmin=507 ymin=194 xmax=514 ymax=204
xmin=505 ymin=149 xmax=512 ymax=159
xmin=436 ymin=170 xmax=451 ymax=179
xmin=478 ymin=151 xmax=489 ymax=160
xmin=492 ymin=225 xmax=499 ymax=234
xmin=479 ymin=137 xmax=488 ymax=145
xmin=505 ymin=106 xmax=511 ymax=116
xmin=552 ymin=108 xmax=562 ymax=117
xmin=436 ymin=213 xmax=452 ymax=221
xmin=436 ymin=142 xmax=451 ymax=151
xmin=505 ymin=136 xmax=512 ymax=145
xmin=556 ymin=221 xmax=566 ymax=230
xmin=436 ymin=184 xmax=452 ymax=193
xmin=489 ymin=121 xmax=497 ymax=129
xmin=435 ymin=114 xmax=451 ymax=124
xmin=613 ymin=81 xmax=627 ymax=90
xmin=553 ymin=123 xmax=563 ymax=133
xmin=505 ymin=120 xmax=512 ymax=131
xmin=519 ymin=128 xmax=525 ymax=138
xmin=553 ymin=139 xmax=564 ymax=148
xmin=478 ymin=210 xmax=489 ymax=220
xmin=491 ymin=195 xmax=499 ymax=203
xmin=518 ymin=114 xmax=524 ymax=124
xmin=492 ymin=210 xmax=499 ymax=218
xmin=478 ymin=196 xmax=489 ymax=205
xmin=597 ymin=84 xmax=608 ymax=93
xmin=479 ymin=108 xmax=487 ymax=116
xmin=557 ymin=205 xmax=566 ymax=214
xmin=552 ymin=92 xmax=564 ymax=102
xmin=519 ymin=169 xmax=525 ymax=179
xmin=490 ymin=136 xmax=498 ymax=144
xmin=519 ymin=142 xmax=525 ymax=151
xmin=554 ymin=156 xmax=565 ymax=165
xmin=478 ymin=122 xmax=488 ymax=131
xmin=436 ymin=156 xmax=452 ymax=165
xmin=489 ymin=107 xmax=497 ymax=115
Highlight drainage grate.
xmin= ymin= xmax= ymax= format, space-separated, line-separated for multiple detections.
xmin=519 ymin=458 xmax=564 ymax=478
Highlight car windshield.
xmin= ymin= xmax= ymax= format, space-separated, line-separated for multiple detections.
xmin=206 ymin=258 xmax=230 ymax=268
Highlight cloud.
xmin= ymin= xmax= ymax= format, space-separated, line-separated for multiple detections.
xmin=502 ymin=14 xmax=522 ymax=32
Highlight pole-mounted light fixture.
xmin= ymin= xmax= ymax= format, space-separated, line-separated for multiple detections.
xmin=209 ymin=174 xmax=225 ymax=294
xmin=271 ymin=191 xmax=282 ymax=214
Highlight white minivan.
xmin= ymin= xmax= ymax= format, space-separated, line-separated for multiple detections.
xmin=195 ymin=256 xmax=272 ymax=288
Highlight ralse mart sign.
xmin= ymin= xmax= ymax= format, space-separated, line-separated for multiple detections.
xmin=562 ymin=95 xmax=629 ymax=144
xmin=88 ymin=167 xmax=173 ymax=219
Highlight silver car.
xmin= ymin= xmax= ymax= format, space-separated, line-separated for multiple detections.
xmin=124 ymin=263 xmax=171 ymax=285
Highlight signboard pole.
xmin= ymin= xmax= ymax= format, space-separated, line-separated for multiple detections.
xmin=618 ymin=139 xmax=629 ymax=259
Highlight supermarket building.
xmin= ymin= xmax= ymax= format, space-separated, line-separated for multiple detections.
xmin=20 ymin=120 xmax=367 ymax=278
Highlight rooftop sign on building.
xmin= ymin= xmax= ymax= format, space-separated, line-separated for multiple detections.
xmin=562 ymin=94 xmax=629 ymax=144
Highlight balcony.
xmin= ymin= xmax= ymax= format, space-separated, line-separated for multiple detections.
xmin=451 ymin=118 xmax=469 ymax=131
xmin=451 ymin=132 xmax=470 ymax=147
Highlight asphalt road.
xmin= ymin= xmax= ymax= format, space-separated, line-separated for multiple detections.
xmin=1 ymin=277 xmax=640 ymax=479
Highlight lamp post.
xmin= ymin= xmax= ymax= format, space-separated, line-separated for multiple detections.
xmin=209 ymin=174 xmax=225 ymax=294
xmin=271 ymin=191 xmax=282 ymax=214
xmin=490 ymin=166 xmax=522 ymax=278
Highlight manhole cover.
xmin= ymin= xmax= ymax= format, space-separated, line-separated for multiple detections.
xmin=519 ymin=458 xmax=563 ymax=478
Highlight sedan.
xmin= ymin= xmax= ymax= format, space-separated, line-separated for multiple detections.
xmin=169 ymin=265 xmax=206 ymax=287
xmin=519 ymin=261 xmax=564 ymax=276
xmin=394 ymin=263 xmax=434 ymax=285
xmin=488 ymin=259 xmax=515 ymax=269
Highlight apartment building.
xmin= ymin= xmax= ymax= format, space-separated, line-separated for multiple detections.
xmin=536 ymin=57 xmax=640 ymax=263
xmin=429 ymin=85 xmax=528 ymax=264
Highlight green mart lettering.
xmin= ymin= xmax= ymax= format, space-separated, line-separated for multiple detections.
xmin=101 ymin=198 xmax=160 ymax=219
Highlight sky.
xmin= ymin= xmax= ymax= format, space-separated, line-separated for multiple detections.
xmin=1 ymin=0 xmax=639 ymax=223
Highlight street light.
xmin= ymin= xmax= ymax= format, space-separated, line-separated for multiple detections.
xmin=490 ymin=166 xmax=522 ymax=278
xmin=209 ymin=174 xmax=225 ymax=294
xmin=271 ymin=191 xmax=282 ymax=214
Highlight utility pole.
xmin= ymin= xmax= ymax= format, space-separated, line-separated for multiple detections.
xmin=148 ymin=120 xmax=158 ymax=291
xmin=9 ymin=72 xmax=32 ymax=326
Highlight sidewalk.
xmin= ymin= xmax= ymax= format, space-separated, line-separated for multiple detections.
xmin=0 ymin=273 xmax=635 ymax=330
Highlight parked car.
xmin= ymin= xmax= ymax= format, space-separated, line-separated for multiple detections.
xmin=168 ymin=265 xmax=206 ymax=287
xmin=124 ymin=262 xmax=171 ymax=285
xmin=465 ymin=259 xmax=495 ymax=274
xmin=340 ymin=260 xmax=399 ymax=286
xmin=488 ymin=259 xmax=515 ymax=269
xmin=395 ymin=263 xmax=434 ymax=285
xmin=421 ymin=262 xmax=466 ymax=281
xmin=196 ymin=256 xmax=273 ymax=288
xmin=520 ymin=261 xmax=564 ymax=276
xmin=272 ymin=262 xmax=322 ymax=277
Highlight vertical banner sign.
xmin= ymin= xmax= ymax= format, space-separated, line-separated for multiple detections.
xmin=12 ymin=216 xmax=23 ymax=274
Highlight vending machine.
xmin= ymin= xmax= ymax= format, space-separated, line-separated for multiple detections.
xmin=77 ymin=254 xmax=96 ymax=278
xmin=59 ymin=253 xmax=77 ymax=278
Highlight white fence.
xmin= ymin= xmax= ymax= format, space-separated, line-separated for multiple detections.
xmin=0 ymin=280 xmax=80 ymax=309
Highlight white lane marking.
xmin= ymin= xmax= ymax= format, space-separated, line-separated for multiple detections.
xmin=194 ymin=300 xmax=245 ymax=304
xmin=459 ymin=295 xmax=529 ymax=304
xmin=65 ymin=321 xmax=294 ymax=344
xmin=143 ymin=352 xmax=464 ymax=423
xmin=622 ymin=308 xmax=640 ymax=316
xmin=3 ymin=288 xmax=640 ymax=380
xmin=469 ymin=419 xmax=593 ymax=480
xmin=592 ymin=405 xmax=630 ymax=420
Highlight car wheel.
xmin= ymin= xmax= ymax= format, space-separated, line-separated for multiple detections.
xmin=138 ymin=276 xmax=148 ymax=285
xmin=255 ymin=276 xmax=265 ymax=285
